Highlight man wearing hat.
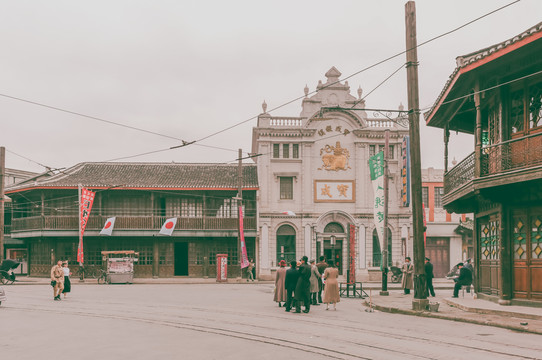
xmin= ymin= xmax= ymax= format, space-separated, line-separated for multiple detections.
xmin=425 ymin=257 xmax=435 ymax=297
xmin=452 ymin=262 xmax=472 ymax=298
xmin=294 ymin=256 xmax=311 ymax=313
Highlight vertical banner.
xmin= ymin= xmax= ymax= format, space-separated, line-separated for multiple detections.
xmin=369 ymin=151 xmax=385 ymax=253
xmin=239 ymin=206 xmax=249 ymax=268
xmin=401 ymin=136 xmax=411 ymax=207
xmin=348 ymin=224 xmax=356 ymax=284
xmin=77 ymin=187 xmax=95 ymax=263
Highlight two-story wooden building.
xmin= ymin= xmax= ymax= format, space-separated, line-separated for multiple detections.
xmin=425 ymin=22 xmax=542 ymax=304
xmin=5 ymin=162 xmax=258 ymax=278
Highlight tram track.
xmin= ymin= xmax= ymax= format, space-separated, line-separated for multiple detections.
xmin=4 ymin=300 xmax=540 ymax=360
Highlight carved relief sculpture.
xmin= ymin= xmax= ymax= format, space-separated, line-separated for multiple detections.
xmin=319 ymin=141 xmax=351 ymax=171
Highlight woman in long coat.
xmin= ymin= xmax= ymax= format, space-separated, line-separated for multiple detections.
xmin=274 ymin=260 xmax=287 ymax=307
xmin=309 ymin=260 xmax=320 ymax=305
xmin=323 ymin=260 xmax=340 ymax=310
xmin=401 ymin=257 xmax=414 ymax=294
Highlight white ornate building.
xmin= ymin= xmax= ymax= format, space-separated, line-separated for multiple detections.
xmin=252 ymin=67 xmax=412 ymax=281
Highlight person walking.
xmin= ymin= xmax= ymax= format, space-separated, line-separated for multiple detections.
xmin=323 ymin=259 xmax=340 ymax=310
xmin=284 ymin=260 xmax=299 ymax=312
xmin=274 ymin=260 xmax=287 ymax=307
xmin=425 ymin=257 xmax=435 ymax=297
xmin=309 ymin=260 xmax=320 ymax=306
xmin=50 ymin=260 xmax=64 ymax=301
xmin=452 ymin=263 xmax=472 ymax=298
xmin=294 ymin=256 xmax=311 ymax=313
xmin=316 ymin=256 xmax=328 ymax=303
xmin=401 ymin=257 xmax=414 ymax=295
xmin=62 ymin=261 xmax=72 ymax=299
xmin=247 ymin=258 xmax=255 ymax=282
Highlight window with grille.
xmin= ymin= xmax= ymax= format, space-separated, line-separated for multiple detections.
xmin=434 ymin=187 xmax=444 ymax=208
xmin=159 ymin=243 xmax=173 ymax=265
xmin=378 ymin=145 xmax=394 ymax=159
xmin=372 ymin=228 xmax=392 ymax=267
xmin=529 ymin=84 xmax=542 ymax=130
xmin=369 ymin=145 xmax=376 ymax=156
xmin=511 ymin=90 xmax=524 ymax=134
xmin=292 ymin=144 xmax=299 ymax=158
xmin=422 ymin=187 xmax=429 ymax=208
xmin=280 ymin=177 xmax=293 ymax=200
xmin=283 ymin=144 xmax=290 ymax=159
xmin=273 ymin=144 xmax=280 ymax=158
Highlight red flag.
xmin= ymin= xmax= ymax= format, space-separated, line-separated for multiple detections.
xmin=77 ymin=188 xmax=95 ymax=263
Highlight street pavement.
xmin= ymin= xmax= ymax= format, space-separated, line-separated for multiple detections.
xmin=1 ymin=281 xmax=540 ymax=359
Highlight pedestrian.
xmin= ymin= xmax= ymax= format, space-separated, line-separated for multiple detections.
xmin=309 ymin=259 xmax=320 ymax=306
xmin=62 ymin=261 xmax=72 ymax=299
xmin=323 ymin=259 xmax=340 ymax=310
xmin=294 ymin=256 xmax=311 ymax=313
xmin=401 ymin=257 xmax=414 ymax=295
xmin=247 ymin=258 xmax=255 ymax=282
xmin=425 ymin=257 xmax=435 ymax=297
xmin=274 ymin=260 xmax=287 ymax=307
xmin=316 ymin=256 xmax=328 ymax=303
xmin=452 ymin=263 xmax=472 ymax=298
xmin=284 ymin=260 xmax=299 ymax=312
xmin=50 ymin=260 xmax=64 ymax=301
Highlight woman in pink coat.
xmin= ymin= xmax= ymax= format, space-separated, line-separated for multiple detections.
xmin=274 ymin=260 xmax=288 ymax=307
xmin=323 ymin=260 xmax=340 ymax=310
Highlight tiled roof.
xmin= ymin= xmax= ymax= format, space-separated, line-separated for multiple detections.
xmin=425 ymin=21 xmax=542 ymax=124
xmin=5 ymin=162 xmax=258 ymax=192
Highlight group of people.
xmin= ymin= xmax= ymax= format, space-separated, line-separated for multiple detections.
xmin=401 ymin=256 xmax=473 ymax=298
xmin=273 ymin=255 xmax=340 ymax=313
xmin=50 ymin=260 xmax=72 ymax=301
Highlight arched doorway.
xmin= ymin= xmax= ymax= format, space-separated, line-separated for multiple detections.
xmin=320 ymin=222 xmax=345 ymax=274
xmin=276 ymin=224 xmax=296 ymax=265
xmin=372 ymin=228 xmax=392 ymax=267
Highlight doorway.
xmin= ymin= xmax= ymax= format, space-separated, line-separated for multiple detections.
xmin=426 ymin=237 xmax=450 ymax=278
xmin=174 ymin=242 xmax=189 ymax=276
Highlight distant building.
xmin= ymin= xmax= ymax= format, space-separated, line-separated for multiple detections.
xmin=422 ymin=167 xmax=471 ymax=277
xmin=6 ymin=162 xmax=258 ymax=278
xmin=252 ymin=67 xmax=412 ymax=281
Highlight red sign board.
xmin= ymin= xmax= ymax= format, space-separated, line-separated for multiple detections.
xmin=349 ymin=224 xmax=356 ymax=284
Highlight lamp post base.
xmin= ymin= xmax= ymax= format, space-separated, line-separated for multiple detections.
xmin=379 ymin=291 xmax=389 ymax=296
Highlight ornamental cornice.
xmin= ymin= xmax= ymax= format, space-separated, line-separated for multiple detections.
xmin=352 ymin=129 xmax=409 ymax=139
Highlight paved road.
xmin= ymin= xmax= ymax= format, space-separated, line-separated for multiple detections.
xmin=1 ymin=283 xmax=540 ymax=359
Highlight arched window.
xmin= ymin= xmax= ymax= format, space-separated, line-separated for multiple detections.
xmin=372 ymin=228 xmax=392 ymax=267
xmin=276 ymin=225 xmax=296 ymax=264
xmin=324 ymin=222 xmax=344 ymax=233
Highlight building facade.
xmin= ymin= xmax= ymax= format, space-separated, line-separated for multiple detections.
xmin=6 ymin=162 xmax=258 ymax=278
xmin=252 ymin=67 xmax=412 ymax=281
xmin=422 ymin=167 xmax=470 ymax=278
xmin=425 ymin=22 xmax=542 ymax=303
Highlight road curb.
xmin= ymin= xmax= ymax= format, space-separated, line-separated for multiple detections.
xmin=363 ymin=300 xmax=542 ymax=335
xmin=442 ymin=298 xmax=542 ymax=321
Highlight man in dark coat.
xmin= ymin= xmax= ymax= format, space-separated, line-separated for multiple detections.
xmin=316 ymin=256 xmax=328 ymax=303
xmin=425 ymin=257 xmax=435 ymax=297
xmin=294 ymin=256 xmax=311 ymax=313
xmin=452 ymin=263 xmax=472 ymax=298
xmin=284 ymin=260 xmax=299 ymax=312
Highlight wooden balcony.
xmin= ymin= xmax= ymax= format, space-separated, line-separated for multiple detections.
xmin=443 ymin=132 xmax=542 ymax=210
xmin=11 ymin=215 xmax=256 ymax=233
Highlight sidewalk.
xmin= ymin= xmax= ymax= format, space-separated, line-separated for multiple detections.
xmin=363 ymin=290 xmax=542 ymax=335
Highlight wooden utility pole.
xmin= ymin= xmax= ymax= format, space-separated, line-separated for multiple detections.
xmin=380 ymin=130 xmax=390 ymax=296
xmin=0 ymin=146 xmax=5 ymax=263
xmin=405 ymin=1 xmax=428 ymax=310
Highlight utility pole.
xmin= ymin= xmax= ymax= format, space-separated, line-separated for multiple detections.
xmin=380 ymin=130 xmax=390 ymax=296
xmin=0 ymin=146 xmax=5 ymax=263
xmin=405 ymin=1 xmax=428 ymax=311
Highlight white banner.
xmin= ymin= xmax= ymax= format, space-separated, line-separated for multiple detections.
xmin=100 ymin=217 xmax=116 ymax=236
xmin=159 ymin=217 xmax=177 ymax=236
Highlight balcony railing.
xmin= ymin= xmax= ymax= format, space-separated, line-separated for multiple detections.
xmin=481 ymin=132 xmax=542 ymax=176
xmin=11 ymin=215 xmax=256 ymax=233
xmin=444 ymin=151 xmax=475 ymax=194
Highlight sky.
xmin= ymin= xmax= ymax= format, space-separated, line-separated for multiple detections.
xmin=1 ymin=0 xmax=541 ymax=174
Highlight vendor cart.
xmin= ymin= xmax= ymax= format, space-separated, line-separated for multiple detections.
xmin=101 ymin=251 xmax=139 ymax=284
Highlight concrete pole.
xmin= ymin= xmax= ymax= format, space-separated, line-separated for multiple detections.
xmin=380 ymin=130 xmax=390 ymax=295
xmin=0 ymin=146 xmax=5 ymax=263
xmin=405 ymin=1 xmax=428 ymax=310
xmin=237 ymin=149 xmax=243 ymax=278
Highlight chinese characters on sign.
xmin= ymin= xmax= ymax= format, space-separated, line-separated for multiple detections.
xmin=77 ymin=187 xmax=96 ymax=263
xmin=314 ymin=180 xmax=355 ymax=202
xmin=317 ymin=125 xmax=351 ymax=137
xmin=401 ymin=136 xmax=411 ymax=207
xmin=369 ymin=151 xmax=385 ymax=256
